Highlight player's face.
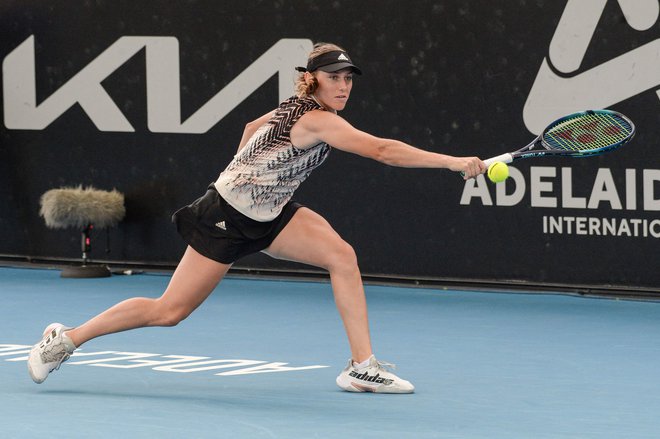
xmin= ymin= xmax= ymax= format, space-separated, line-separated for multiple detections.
xmin=313 ymin=69 xmax=353 ymax=112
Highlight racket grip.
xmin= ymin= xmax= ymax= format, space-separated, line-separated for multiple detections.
xmin=483 ymin=153 xmax=513 ymax=166
xmin=459 ymin=152 xmax=514 ymax=177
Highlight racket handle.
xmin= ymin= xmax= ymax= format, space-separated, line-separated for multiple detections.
xmin=484 ymin=153 xmax=513 ymax=166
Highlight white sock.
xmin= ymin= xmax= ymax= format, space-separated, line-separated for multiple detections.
xmin=61 ymin=331 xmax=78 ymax=352
xmin=353 ymin=355 xmax=373 ymax=369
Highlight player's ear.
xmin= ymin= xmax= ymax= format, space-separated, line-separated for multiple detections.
xmin=305 ymin=72 xmax=319 ymax=94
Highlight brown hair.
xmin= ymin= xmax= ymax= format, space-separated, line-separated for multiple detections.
xmin=295 ymin=42 xmax=347 ymax=97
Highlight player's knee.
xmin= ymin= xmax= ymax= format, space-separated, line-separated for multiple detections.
xmin=161 ymin=309 xmax=191 ymax=327
xmin=155 ymin=300 xmax=192 ymax=327
xmin=327 ymin=240 xmax=358 ymax=274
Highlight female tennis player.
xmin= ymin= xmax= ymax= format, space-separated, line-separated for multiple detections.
xmin=28 ymin=42 xmax=486 ymax=393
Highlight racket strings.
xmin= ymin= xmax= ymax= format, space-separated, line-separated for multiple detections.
xmin=543 ymin=112 xmax=632 ymax=152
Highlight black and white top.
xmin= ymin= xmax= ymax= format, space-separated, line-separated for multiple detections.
xmin=215 ymin=96 xmax=331 ymax=221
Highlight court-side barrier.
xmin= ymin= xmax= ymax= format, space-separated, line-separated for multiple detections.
xmin=1 ymin=1 xmax=658 ymax=290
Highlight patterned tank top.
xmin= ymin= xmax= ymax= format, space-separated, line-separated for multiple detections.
xmin=214 ymin=96 xmax=331 ymax=221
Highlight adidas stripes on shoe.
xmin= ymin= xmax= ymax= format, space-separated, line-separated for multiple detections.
xmin=336 ymin=355 xmax=414 ymax=393
xmin=27 ymin=323 xmax=76 ymax=384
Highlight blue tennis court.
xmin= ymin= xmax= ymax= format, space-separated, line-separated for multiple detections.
xmin=2 ymin=266 xmax=660 ymax=438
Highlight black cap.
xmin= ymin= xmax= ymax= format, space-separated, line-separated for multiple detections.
xmin=296 ymin=50 xmax=362 ymax=75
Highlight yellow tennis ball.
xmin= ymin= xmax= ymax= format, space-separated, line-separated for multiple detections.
xmin=488 ymin=161 xmax=509 ymax=183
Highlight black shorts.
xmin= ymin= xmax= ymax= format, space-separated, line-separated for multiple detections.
xmin=172 ymin=185 xmax=303 ymax=264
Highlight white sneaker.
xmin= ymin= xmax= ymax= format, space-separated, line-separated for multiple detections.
xmin=27 ymin=323 xmax=76 ymax=384
xmin=336 ymin=355 xmax=415 ymax=393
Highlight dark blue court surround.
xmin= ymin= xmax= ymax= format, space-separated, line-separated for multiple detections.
xmin=2 ymin=267 xmax=659 ymax=438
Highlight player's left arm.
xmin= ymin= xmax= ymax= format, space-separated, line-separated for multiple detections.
xmin=236 ymin=110 xmax=276 ymax=153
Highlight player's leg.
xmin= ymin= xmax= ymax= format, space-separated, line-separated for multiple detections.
xmin=264 ymin=207 xmax=372 ymax=363
xmin=28 ymin=246 xmax=230 ymax=383
xmin=264 ymin=207 xmax=414 ymax=393
xmin=67 ymin=246 xmax=231 ymax=346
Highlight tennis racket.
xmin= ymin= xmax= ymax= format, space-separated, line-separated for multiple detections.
xmin=466 ymin=109 xmax=635 ymax=174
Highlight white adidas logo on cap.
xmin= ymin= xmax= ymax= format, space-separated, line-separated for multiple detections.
xmin=338 ymin=53 xmax=349 ymax=61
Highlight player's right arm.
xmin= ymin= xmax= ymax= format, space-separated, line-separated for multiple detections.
xmin=292 ymin=110 xmax=485 ymax=178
